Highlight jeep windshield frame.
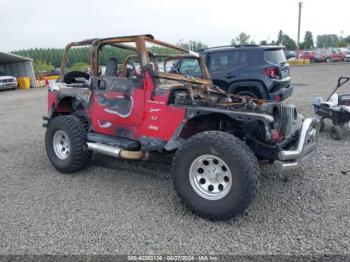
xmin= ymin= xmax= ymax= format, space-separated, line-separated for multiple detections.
xmin=59 ymin=38 xmax=98 ymax=76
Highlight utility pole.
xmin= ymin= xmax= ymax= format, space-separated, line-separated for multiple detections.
xmin=296 ymin=2 xmax=302 ymax=54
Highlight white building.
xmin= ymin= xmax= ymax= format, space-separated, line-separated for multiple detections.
xmin=0 ymin=51 xmax=36 ymax=87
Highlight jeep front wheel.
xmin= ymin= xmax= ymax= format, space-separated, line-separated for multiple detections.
xmin=45 ymin=115 xmax=92 ymax=173
xmin=171 ymin=131 xmax=259 ymax=220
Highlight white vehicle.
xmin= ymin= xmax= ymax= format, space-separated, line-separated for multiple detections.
xmin=0 ymin=71 xmax=18 ymax=90
xmin=344 ymin=50 xmax=350 ymax=62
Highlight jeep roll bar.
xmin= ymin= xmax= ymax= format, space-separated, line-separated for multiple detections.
xmin=59 ymin=34 xmax=211 ymax=84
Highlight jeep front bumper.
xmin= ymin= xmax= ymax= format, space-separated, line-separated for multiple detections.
xmin=274 ymin=117 xmax=320 ymax=172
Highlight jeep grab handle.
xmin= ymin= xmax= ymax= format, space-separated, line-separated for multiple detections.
xmin=337 ymin=77 xmax=350 ymax=88
xmin=327 ymin=77 xmax=350 ymax=101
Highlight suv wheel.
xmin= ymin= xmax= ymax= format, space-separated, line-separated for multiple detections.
xmin=45 ymin=115 xmax=92 ymax=173
xmin=319 ymin=118 xmax=325 ymax=132
xmin=330 ymin=125 xmax=343 ymax=140
xmin=236 ymin=90 xmax=260 ymax=99
xmin=171 ymin=131 xmax=259 ymax=220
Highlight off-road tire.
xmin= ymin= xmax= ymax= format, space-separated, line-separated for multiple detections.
xmin=73 ymin=110 xmax=89 ymax=131
xmin=330 ymin=125 xmax=343 ymax=140
xmin=171 ymin=131 xmax=259 ymax=220
xmin=45 ymin=115 xmax=92 ymax=173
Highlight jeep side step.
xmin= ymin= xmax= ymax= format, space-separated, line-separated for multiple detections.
xmin=87 ymin=133 xmax=140 ymax=150
xmin=87 ymin=142 xmax=149 ymax=160
xmin=86 ymin=133 xmax=148 ymax=160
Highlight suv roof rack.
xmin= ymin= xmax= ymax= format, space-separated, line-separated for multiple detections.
xmin=200 ymin=44 xmax=261 ymax=52
xmin=234 ymin=44 xmax=260 ymax=48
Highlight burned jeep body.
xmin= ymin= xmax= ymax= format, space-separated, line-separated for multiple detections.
xmin=44 ymin=35 xmax=320 ymax=220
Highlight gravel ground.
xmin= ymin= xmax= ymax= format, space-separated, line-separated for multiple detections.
xmin=0 ymin=64 xmax=349 ymax=256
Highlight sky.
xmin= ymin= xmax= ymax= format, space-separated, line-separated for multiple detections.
xmin=0 ymin=0 xmax=348 ymax=52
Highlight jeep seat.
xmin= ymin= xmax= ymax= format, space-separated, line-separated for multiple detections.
xmin=104 ymin=58 xmax=118 ymax=77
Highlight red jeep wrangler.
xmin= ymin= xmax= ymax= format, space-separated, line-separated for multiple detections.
xmin=44 ymin=35 xmax=320 ymax=220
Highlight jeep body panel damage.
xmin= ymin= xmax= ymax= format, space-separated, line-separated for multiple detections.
xmin=46 ymin=34 xmax=319 ymax=169
xmin=44 ymin=34 xmax=320 ymax=220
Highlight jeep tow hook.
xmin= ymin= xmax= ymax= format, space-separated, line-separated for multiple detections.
xmin=42 ymin=116 xmax=49 ymax=128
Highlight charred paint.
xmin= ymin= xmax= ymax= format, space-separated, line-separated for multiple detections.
xmin=46 ymin=34 xmax=301 ymax=156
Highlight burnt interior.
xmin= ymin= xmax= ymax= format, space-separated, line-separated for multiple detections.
xmin=50 ymin=35 xmax=303 ymax=160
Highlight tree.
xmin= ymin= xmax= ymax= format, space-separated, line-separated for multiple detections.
xmin=274 ymin=30 xmax=297 ymax=50
xmin=277 ymin=30 xmax=284 ymax=45
xmin=338 ymin=39 xmax=348 ymax=47
xmin=68 ymin=62 xmax=90 ymax=72
xmin=285 ymin=36 xmax=296 ymax=50
xmin=316 ymin=34 xmax=339 ymax=48
xmin=303 ymin=31 xmax=314 ymax=49
xmin=283 ymin=35 xmax=297 ymax=50
xmin=12 ymin=46 xmax=137 ymax=68
xmin=344 ymin=35 xmax=350 ymax=45
xmin=231 ymin=32 xmax=250 ymax=46
xmin=33 ymin=60 xmax=55 ymax=73
xmin=177 ymin=40 xmax=208 ymax=52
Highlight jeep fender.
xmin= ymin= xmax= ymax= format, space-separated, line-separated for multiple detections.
xmin=48 ymin=92 xmax=90 ymax=119
xmin=228 ymin=81 xmax=268 ymax=99
xmin=164 ymin=107 xmax=273 ymax=151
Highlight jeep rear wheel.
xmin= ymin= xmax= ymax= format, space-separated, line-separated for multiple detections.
xmin=171 ymin=131 xmax=259 ymax=220
xmin=45 ymin=115 xmax=92 ymax=173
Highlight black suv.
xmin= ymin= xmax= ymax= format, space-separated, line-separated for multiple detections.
xmin=199 ymin=46 xmax=293 ymax=101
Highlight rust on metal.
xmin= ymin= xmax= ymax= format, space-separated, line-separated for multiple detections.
xmin=57 ymin=34 xmax=267 ymax=109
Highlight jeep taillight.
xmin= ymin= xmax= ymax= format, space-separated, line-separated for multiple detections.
xmin=271 ymin=130 xmax=281 ymax=143
xmin=271 ymin=129 xmax=284 ymax=143
xmin=275 ymin=95 xmax=282 ymax=101
xmin=265 ymin=67 xmax=278 ymax=78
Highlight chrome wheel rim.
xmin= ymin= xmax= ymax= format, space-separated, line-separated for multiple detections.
xmin=189 ymin=154 xmax=232 ymax=200
xmin=53 ymin=130 xmax=71 ymax=160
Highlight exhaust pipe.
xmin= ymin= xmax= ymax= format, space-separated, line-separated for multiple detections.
xmin=87 ymin=142 xmax=149 ymax=160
